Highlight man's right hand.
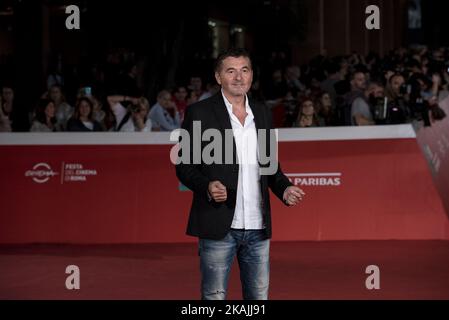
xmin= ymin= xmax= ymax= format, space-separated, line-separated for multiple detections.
xmin=208 ymin=181 xmax=227 ymax=202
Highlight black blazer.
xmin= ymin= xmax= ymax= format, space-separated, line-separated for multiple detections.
xmin=175 ymin=92 xmax=292 ymax=240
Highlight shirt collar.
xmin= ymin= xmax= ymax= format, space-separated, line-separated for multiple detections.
xmin=221 ymin=89 xmax=253 ymax=117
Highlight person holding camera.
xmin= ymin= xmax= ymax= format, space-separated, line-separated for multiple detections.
xmin=107 ymin=95 xmax=153 ymax=132
xmin=383 ymin=73 xmax=410 ymax=124
xmin=350 ymin=81 xmax=384 ymax=126
xmin=386 ymin=73 xmax=407 ymax=101
xmin=407 ymin=73 xmax=447 ymax=125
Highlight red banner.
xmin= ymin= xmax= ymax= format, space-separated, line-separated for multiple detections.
xmin=0 ymin=127 xmax=448 ymax=244
xmin=416 ymin=97 xmax=449 ymax=221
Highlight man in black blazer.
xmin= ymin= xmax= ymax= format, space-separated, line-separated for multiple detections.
xmin=175 ymin=48 xmax=305 ymax=300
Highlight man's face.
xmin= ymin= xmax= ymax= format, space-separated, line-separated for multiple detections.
xmin=352 ymin=72 xmax=367 ymax=91
xmin=2 ymin=87 xmax=14 ymax=103
xmin=158 ymin=93 xmax=173 ymax=109
xmin=174 ymin=87 xmax=187 ymax=101
xmin=368 ymin=84 xmax=384 ymax=98
xmin=373 ymin=85 xmax=384 ymax=98
xmin=215 ymin=56 xmax=253 ymax=97
xmin=391 ymin=75 xmax=405 ymax=94
xmin=190 ymin=77 xmax=202 ymax=91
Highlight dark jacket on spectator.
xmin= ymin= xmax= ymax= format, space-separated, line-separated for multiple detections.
xmin=66 ymin=118 xmax=103 ymax=132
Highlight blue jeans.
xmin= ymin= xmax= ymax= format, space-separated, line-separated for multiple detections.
xmin=199 ymin=229 xmax=270 ymax=300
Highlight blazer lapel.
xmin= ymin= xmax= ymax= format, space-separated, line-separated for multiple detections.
xmin=211 ymin=93 xmax=264 ymax=130
xmin=210 ymin=93 xmax=268 ymax=166
xmin=248 ymin=97 xmax=272 ymax=168
xmin=211 ymin=93 xmax=237 ymax=163
xmin=211 ymin=93 xmax=233 ymax=131
xmin=248 ymin=97 xmax=264 ymax=130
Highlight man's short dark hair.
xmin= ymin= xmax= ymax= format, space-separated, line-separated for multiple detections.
xmin=350 ymin=70 xmax=366 ymax=81
xmin=214 ymin=48 xmax=252 ymax=73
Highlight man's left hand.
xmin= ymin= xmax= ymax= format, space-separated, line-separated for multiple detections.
xmin=283 ymin=186 xmax=305 ymax=206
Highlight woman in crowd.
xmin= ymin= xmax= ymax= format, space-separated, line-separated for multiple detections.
xmin=48 ymin=84 xmax=73 ymax=130
xmin=294 ymin=98 xmax=320 ymax=128
xmin=67 ymin=97 xmax=103 ymax=132
xmin=30 ymin=99 xmax=59 ymax=132
xmin=315 ymin=91 xmax=336 ymax=126
xmin=0 ymin=95 xmax=12 ymax=132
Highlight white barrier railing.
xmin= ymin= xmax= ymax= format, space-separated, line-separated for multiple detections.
xmin=0 ymin=124 xmax=416 ymax=145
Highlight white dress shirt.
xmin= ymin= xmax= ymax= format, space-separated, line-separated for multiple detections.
xmin=222 ymin=91 xmax=264 ymax=230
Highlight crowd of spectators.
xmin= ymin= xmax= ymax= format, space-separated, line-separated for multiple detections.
xmin=1 ymin=45 xmax=447 ymax=133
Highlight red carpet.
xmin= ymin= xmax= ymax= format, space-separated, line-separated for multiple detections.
xmin=1 ymin=241 xmax=448 ymax=299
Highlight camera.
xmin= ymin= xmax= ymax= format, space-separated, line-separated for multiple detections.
xmin=130 ymin=103 xmax=141 ymax=113
xmin=386 ymin=98 xmax=407 ymax=124
xmin=372 ymin=96 xmax=408 ymax=124
xmin=372 ymin=97 xmax=388 ymax=121
xmin=399 ymin=84 xmax=410 ymax=95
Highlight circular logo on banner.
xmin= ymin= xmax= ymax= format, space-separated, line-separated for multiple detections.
xmin=25 ymin=163 xmax=59 ymax=184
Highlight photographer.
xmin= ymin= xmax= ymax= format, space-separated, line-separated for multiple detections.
xmin=107 ymin=95 xmax=153 ymax=132
xmin=383 ymin=73 xmax=410 ymax=124
xmin=351 ymin=81 xmax=384 ymax=126
xmin=408 ymin=73 xmax=447 ymax=126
